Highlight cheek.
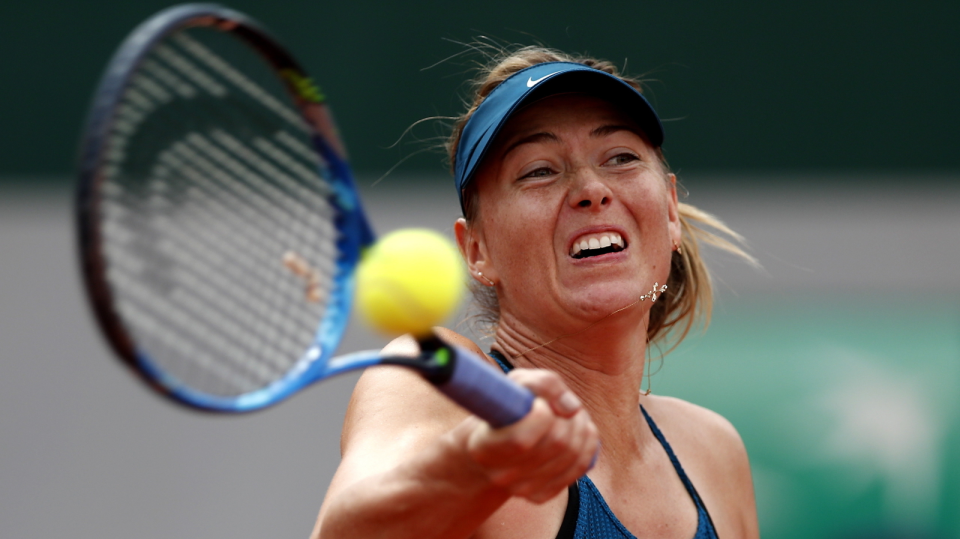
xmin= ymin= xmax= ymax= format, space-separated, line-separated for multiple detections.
xmin=625 ymin=184 xmax=674 ymax=251
xmin=633 ymin=178 xmax=672 ymax=219
xmin=482 ymin=206 xmax=537 ymax=257
xmin=480 ymin=199 xmax=558 ymax=277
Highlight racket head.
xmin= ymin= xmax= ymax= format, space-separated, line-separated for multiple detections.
xmin=76 ymin=3 xmax=374 ymax=412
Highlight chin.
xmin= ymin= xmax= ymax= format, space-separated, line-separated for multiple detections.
xmin=566 ymin=283 xmax=647 ymax=319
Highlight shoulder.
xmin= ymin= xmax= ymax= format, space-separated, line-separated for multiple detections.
xmin=641 ymin=395 xmax=759 ymax=538
xmin=642 ymin=395 xmax=745 ymax=462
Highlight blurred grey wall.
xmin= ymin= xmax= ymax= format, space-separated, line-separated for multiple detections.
xmin=2 ymin=177 xmax=959 ymax=539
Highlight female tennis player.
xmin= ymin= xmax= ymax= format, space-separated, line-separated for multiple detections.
xmin=311 ymin=48 xmax=759 ymax=539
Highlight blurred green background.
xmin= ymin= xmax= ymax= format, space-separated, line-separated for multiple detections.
xmin=2 ymin=0 xmax=958 ymax=180
xmin=1 ymin=1 xmax=957 ymax=538
xmin=661 ymin=295 xmax=960 ymax=538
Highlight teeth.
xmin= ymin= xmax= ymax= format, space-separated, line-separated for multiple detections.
xmin=570 ymin=231 xmax=626 ymax=257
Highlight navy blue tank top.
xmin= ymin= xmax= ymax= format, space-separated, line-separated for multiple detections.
xmin=490 ymin=351 xmax=719 ymax=539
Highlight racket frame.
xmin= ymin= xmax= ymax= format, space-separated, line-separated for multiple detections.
xmin=76 ymin=3 xmax=373 ymax=412
xmin=76 ymin=4 xmax=535 ymax=426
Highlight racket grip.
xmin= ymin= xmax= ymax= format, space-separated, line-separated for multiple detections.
xmin=436 ymin=346 xmax=535 ymax=428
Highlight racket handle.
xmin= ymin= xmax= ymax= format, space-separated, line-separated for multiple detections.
xmin=435 ymin=345 xmax=535 ymax=428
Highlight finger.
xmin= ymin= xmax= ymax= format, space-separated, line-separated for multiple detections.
xmin=511 ymin=410 xmax=598 ymax=501
xmin=508 ymin=369 xmax=582 ymax=418
xmin=512 ymin=446 xmax=580 ymax=502
xmin=492 ymin=406 xmax=596 ymax=501
xmin=576 ymin=411 xmax=601 ymax=472
xmin=465 ymin=397 xmax=554 ymax=472
xmin=462 ymin=387 xmax=598 ymax=495
xmin=483 ymin=395 xmax=596 ymax=478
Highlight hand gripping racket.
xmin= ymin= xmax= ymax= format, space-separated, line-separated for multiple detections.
xmin=75 ymin=3 xmax=533 ymax=426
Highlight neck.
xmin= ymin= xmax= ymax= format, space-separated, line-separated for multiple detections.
xmin=492 ymin=305 xmax=657 ymax=465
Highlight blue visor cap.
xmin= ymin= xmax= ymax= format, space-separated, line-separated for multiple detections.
xmin=454 ymin=61 xmax=664 ymax=212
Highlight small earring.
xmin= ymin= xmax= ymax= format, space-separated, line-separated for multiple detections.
xmin=641 ymin=342 xmax=653 ymax=396
xmin=476 ymin=271 xmax=495 ymax=286
xmin=673 ymin=241 xmax=682 ymax=255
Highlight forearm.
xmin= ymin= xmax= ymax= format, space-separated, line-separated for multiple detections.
xmin=317 ymin=427 xmax=509 ymax=539
xmin=314 ymin=363 xmax=596 ymax=539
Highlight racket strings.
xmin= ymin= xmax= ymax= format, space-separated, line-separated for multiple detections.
xmin=156 ymin=139 xmax=336 ymax=273
xmin=97 ymin=26 xmax=341 ymax=396
xmin=104 ymin=168 xmax=310 ymax=393
xmin=152 ymin=134 xmax=332 ymax=313
xmin=116 ymin=187 xmax=313 ymax=347
xmin=105 ymin=144 xmax=323 ymax=392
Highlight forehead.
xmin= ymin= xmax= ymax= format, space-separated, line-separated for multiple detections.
xmin=496 ymin=93 xmax=645 ymax=144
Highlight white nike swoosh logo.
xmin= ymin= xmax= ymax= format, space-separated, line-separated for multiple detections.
xmin=526 ymin=72 xmax=559 ymax=87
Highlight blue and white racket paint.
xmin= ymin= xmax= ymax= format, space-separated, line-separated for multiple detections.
xmin=76 ymin=3 xmax=533 ymax=426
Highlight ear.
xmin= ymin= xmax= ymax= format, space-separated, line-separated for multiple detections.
xmin=665 ymin=173 xmax=681 ymax=245
xmin=455 ymin=217 xmax=498 ymax=286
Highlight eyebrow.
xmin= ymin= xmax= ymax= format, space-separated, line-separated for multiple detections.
xmin=591 ymin=124 xmax=644 ymax=139
xmin=501 ymin=132 xmax=560 ymax=159
xmin=501 ymin=124 xmax=646 ymax=160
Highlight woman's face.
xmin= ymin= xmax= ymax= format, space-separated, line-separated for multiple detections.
xmin=458 ymin=93 xmax=681 ymax=329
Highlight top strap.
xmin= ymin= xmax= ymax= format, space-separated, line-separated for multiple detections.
xmin=489 ymin=349 xmax=514 ymax=373
xmin=639 ymin=406 xmax=708 ymax=513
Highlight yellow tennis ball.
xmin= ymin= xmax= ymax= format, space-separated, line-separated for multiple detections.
xmin=355 ymin=228 xmax=465 ymax=337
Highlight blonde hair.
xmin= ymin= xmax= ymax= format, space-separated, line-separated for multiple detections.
xmin=449 ymin=46 xmax=755 ymax=352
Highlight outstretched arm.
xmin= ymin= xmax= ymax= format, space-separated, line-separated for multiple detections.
xmin=311 ymin=331 xmax=598 ymax=539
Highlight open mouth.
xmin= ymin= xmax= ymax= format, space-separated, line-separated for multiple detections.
xmin=570 ymin=232 xmax=626 ymax=259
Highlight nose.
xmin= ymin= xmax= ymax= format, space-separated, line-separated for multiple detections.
xmin=568 ymin=169 xmax=613 ymax=210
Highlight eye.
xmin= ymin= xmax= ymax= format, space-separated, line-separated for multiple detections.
xmin=604 ymin=152 xmax=640 ymax=167
xmin=522 ymin=166 xmax=555 ymax=179
xmin=599 ymin=151 xmax=638 ymax=166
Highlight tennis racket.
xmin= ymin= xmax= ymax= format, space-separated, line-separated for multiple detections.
xmin=75 ymin=3 xmax=533 ymax=427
